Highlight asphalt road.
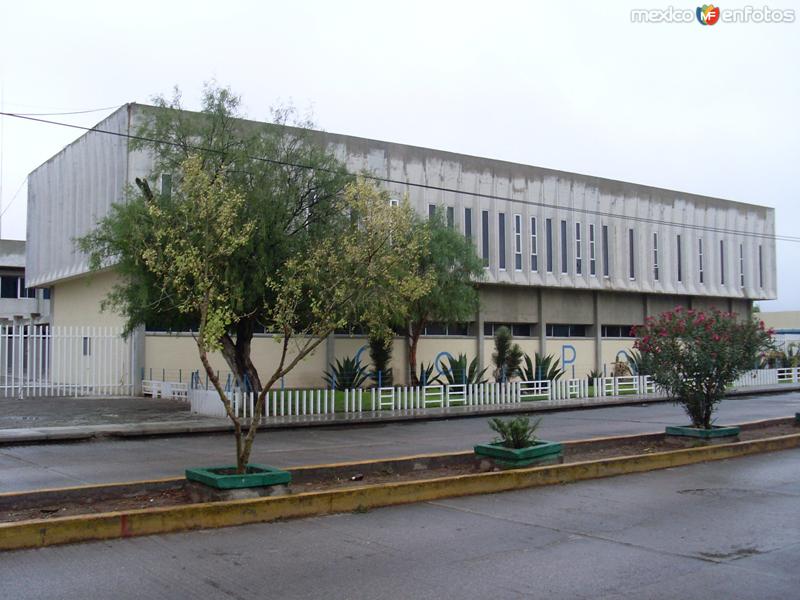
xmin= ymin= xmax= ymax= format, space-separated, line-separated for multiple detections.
xmin=0 ymin=392 xmax=798 ymax=493
xmin=2 ymin=448 xmax=799 ymax=599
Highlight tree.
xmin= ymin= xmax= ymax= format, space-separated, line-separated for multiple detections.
xmin=84 ymin=84 xmax=354 ymax=393
xmin=492 ymin=326 xmax=523 ymax=382
xmin=633 ymin=307 xmax=774 ymax=429
xmin=82 ymin=149 xmax=430 ymax=472
xmin=405 ymin=209 xmax=484 ymax=385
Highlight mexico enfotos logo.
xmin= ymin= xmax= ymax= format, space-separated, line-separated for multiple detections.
xmin=631 ymin=4 xmax=796 ymax=23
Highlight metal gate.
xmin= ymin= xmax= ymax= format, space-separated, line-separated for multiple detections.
xmin=0 ymin=324 xmax=133 ymax=397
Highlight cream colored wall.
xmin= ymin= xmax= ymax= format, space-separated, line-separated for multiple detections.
xmin=145 ymin=334 xmax=328 ymax=388
xmin=51 ymin=270 xmax=126 ymax=328
xmin=759 ymin=311 xmax=799 ymax=330
xmin=601 ymin=339 xmax=637 ymax=375
xmin=547 ymin=338 xmax=595 ymax=379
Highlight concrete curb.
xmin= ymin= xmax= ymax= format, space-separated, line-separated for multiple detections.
xmin=1 ymin=385 xmax=797 ymax=447
xmin=1 ymin=428 xmax=798 ymax=551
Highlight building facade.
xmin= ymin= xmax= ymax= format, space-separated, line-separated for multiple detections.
xmin=26 ymin=104 xmax=777 ymax=388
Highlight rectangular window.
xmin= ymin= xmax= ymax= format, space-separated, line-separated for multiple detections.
xmin=484 ymin=322 xmax=534 ymax=337
xmin=589 ymin=224 xmax=596 ymax=276
xmin=546 ymin=218 xmax=553 ymax=273
xmin=575 ymin=223 xmax=582 ymax=275
xmin=481 ymin=211 xmax=489 ymax=268
xmin=513 ymin=214 xmax=522 ymax=271
xmin=82 ymin=337 xmax=92 ymax=357
xmin=428 ymin=204 xmax=436 ymax=219
xmin=720 ymin=240 xmax=725 ymax=285
xmin=698 ymin=238 xmax=704 ymax=284
xmin=601 ymin=325 xmax=637 ymax=338
xmin=759 ymin=245 xmax=764 ymax=288
xmin=602 ymin=225 xmax=610 ymax=277
xmin=677 ymin=235 xmax=683 ymax=283
xmin=498 ymin=213 xmax=506 ymax=270
xmin=389 ymin=197 xmax=399 ymax=207
xmin=446 ymin=206 xmax=454 ymax=229
xmin=739 ymin=243 xmax=745 ymax=287
xmin=653 ymin=232 xmax=659 ymax=281
xmin=560 ymin=220 xmax=568 ymax=274
xmin=43 ymin=288 xmax=51 ymax=300
xmin=628 ymin=228 xmax=635 ymax=280
xmin=0 ymin=276 xmax=18 ymax=299
xmin=546 ymin=324 xmax=588 ymax=338
xmin=530 ymin=217 xmax=538 ymax=272
xmin=464 ymin=208 xmax=472 ymax=240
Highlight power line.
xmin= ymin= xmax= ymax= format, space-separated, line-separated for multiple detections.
xmin=2 ymin=109 xmax=797 ymax=244
xmin=0 ymin=176 xmax=26 ymax=218
xmin=6 ymin=105 xmax=120 ymax=117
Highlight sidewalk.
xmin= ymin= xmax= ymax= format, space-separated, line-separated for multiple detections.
xmin=0 ymin=383 xmax=798 ymax=446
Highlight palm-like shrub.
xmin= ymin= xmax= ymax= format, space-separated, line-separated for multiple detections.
xmin=440 ymin=353 xmax=488 ymax=385
xmin=368 ymin=335 xmax=393 ymax=387
xmin=634 ymin=307 xmax=774 ymax=429
xmin=521 ymin=353 xmax=565 ymax=381
xmin=489 ymin=416 xmax=542 ymax=449
xmin=417 ymin=361 xmax=441 ymax=386
xmin=323 ymin=356 xmax=369 ymax=390
xmin=492 ymin=326 xmax=523 ymax=382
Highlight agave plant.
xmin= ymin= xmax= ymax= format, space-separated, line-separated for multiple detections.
xmin=440 ymin=353 xmax=488 ymax=385
xmin=521 ymin=353 xmax=565 ymax=381
xmin=323 ymin=355 xmax=370 ymax=390
xmin=587 ymin=368 xmax=602 ymax=383
xmin=489 ymin=416 xmax=542 ymax=449
xmin=417 ymin=361 xmax=442 ymax=386
xmin=624 ymin=349 xmax=652 ymax=376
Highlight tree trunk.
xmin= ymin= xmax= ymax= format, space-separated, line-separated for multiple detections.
xmin=408 ymin=320 xmax=424 ymax=386
xmin=219 ymin=319 xmax=263 ymax=394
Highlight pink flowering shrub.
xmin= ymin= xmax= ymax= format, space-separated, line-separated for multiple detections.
xmin=633 ymin=307 xmax=774 ymax=429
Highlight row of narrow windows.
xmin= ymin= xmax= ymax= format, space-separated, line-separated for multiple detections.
xmin=434 ymin=205 xmax=765 ymax=289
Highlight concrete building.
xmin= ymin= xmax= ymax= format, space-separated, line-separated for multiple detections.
xmin=0 ymin=239 xmax=50 ymax=325
xmin=26 ymin=104 xmax=777 ymax=388
xmin=760 ymin=311 xmax=800 ymax=355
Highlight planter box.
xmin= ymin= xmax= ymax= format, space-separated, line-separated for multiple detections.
xmin=665 ymin=425 xmax=740 ymax=439
xmin=474 ymin=440 xmax=563 ymax=467
xmin=186 ymin=464 xmax=291 ymax=490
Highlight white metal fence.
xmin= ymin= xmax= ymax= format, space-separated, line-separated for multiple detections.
xmin=187 ymin=367 xmax=800 ymax=419
xmin=0 ymin=324 xmax=133 ymax=397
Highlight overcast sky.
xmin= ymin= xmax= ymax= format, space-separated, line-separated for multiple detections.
xmin=0 ymin=0 xmax=797 ymax=309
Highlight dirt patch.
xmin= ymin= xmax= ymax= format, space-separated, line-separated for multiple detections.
xmin=2 ymin=419 xmax=797 ymax=523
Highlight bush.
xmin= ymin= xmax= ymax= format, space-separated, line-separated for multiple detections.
xmin=634 ymin=307 xmax=774 ymax=429
xmin=440 ymin=353 xmax=488 ymax=385
xmin=368 ymin=336 xmax=393 ymax=387
xmin=520 ymin=352 xmax=565 ymax=381
xmin=492 ymin=326 xmax=523 ymax=382
xmin=488 ymin=416 xmax=542 ymax=449
xmin=323 ymin=356 xmax=369 ymax=390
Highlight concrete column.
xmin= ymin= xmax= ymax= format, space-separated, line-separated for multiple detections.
xmin=537 ymin=288 xmax=546 ymax=356
xmin=593 ymin=291 xmax=602 ymax=373
xmin=642 ymin=294 xmax=650 ymax=320
xmin=131 ymin=325 xmax=146 ymax=395
xmin=476 ymin=304 xmax=485 ymax=372
xmin=325 ymin=334 xmax=335 ymax=373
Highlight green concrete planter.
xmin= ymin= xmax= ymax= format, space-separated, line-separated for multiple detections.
xmin=474 ymin=440 xmax=563 ymax=467
xmin=185 ymin=464 xmax=291 ymax=490
xmin=665 ymin=425 xmax=740 ymax=439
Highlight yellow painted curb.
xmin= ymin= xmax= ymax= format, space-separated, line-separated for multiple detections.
xmin=1 ymin=431 xmax=798 ymax=551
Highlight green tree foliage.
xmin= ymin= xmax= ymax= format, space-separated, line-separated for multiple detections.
xmin=84 ymin=85 xmax=353 ymax=393
xmin=405 ymin=209 xmax=484 ymax=385
xmin=440 ymin=353 xmax=488 ymax=385
xmin=489 ymin=416 xmax=542 ymax=449
xmin=368 ymin=335 xmax=393 ymax=387
xmin=492 ymin=326 xmax=523 ymax=382
xmin=634 ymin=307 xmax=774 ymax=429
xmin=81 ymin=148 xmax=430 ymax=472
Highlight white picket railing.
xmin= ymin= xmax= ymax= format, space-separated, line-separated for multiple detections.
xmin=0 ymin=324 xmax=133 ymax=397
xmin=187 ymin=368 xmax=799 ymax=419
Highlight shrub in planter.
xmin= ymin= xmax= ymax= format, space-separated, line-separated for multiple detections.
xmin=634 ymin=307 xmax=774 ymax=434
xmin=474 ymin=416 xmax=562 ymax=466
